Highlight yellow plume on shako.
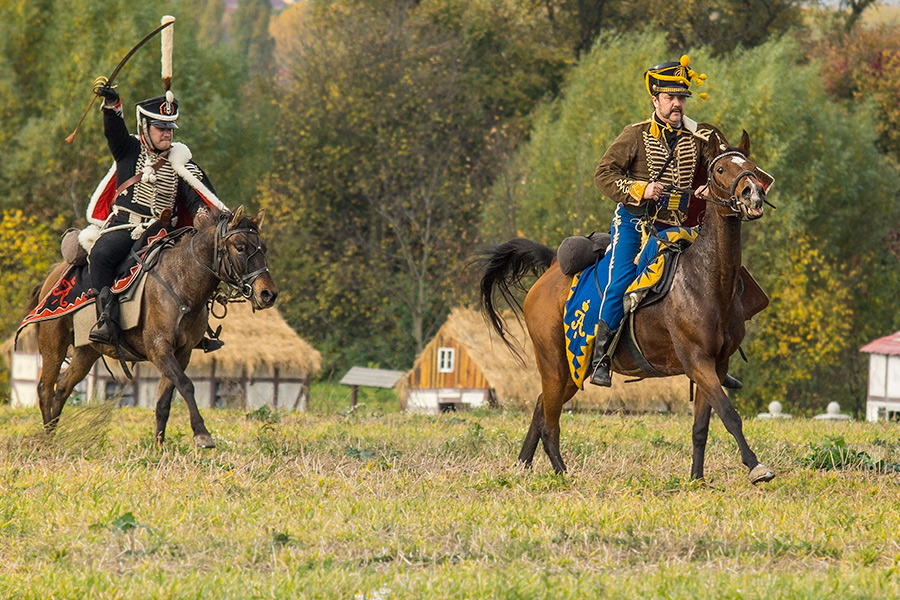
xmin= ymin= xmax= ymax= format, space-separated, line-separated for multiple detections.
xmin=644 ymin=54 xmax=709 ymax=99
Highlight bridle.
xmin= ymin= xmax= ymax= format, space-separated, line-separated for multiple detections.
xmin=705 ymin=150 xmax=764 ymax=219
xmin=191 ymin=214 xmax=270 ymax=300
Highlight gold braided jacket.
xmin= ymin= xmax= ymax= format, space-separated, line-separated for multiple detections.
xmin=594 ymin=115 xmax=728 ymax=226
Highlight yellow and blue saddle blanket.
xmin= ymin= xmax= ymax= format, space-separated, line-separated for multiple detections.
xmin=563 ymin=227 xmax=698 ymax=388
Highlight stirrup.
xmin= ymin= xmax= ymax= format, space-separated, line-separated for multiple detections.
xmin=197 ymin=337 xmax=224 ymax=353
xmin=588 ymin=357 xmax=612 ymax=387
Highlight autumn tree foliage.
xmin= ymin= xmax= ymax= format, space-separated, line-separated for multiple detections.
xmin=817 ymin=23 xmax=900 ymax=160
xmin=537 ymin=0 xmax=803 ymax=57
xmin=261 ymin=0 xmax=570 ymax=372
xmin=0 ymin=211 xmax=63 ymax=338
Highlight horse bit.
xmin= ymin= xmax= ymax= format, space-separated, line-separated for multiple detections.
xmin=705 ymin=150 xmax=766 ymax=218
xmin=190 ymin=215 xmax=270 ymax=302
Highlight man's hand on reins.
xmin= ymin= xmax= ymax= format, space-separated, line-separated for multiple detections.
xmin=643 ymin=181 xmax=664 ymax=201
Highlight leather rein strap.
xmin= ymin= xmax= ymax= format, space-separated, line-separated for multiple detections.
xmin=190 ymin=216 xmax=270 ymax=299
xmin=706 ymin=151 xmax=760 ymax=217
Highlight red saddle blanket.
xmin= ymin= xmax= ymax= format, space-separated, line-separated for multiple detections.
xmin=17 ymin=228 xmax=174 ymax=335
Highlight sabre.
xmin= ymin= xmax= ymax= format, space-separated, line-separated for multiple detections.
xmin=65 ymin=16 xmax=176 ymax=144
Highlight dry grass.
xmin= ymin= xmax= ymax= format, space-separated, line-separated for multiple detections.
xmin=1 ymin=403 xmax=900 ymax=599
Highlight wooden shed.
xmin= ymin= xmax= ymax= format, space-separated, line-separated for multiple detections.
xmin=860 ymin=331 xmax=900 ymax=422
xmin=399 ymin=307 xmax=691 ymax=414
xmin=4 ymin=303 xmax=321 ymax=412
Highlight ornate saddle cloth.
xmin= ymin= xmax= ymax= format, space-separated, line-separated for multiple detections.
xmin=17 ymin=228 xmax=177 ymax=337
xmin=563 ymin=227 xmax=737 ymax=388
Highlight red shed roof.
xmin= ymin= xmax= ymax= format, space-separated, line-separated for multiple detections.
xmin=860 ymin=331 xmax=900 ymax=356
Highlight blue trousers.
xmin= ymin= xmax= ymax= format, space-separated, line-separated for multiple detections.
xmin=596 ymin=204 xmax=644 ymax=333
xmin=597 ymin=203 xmax=679 ymax=333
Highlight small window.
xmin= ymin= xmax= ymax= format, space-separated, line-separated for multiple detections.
xmin=437 ymin=347 xmax=455 ymax=373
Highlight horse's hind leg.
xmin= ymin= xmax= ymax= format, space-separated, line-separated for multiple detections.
xmin=37 ymin=353 xmax=65 ymax=430
xmin=36 ymin=323 xmax=72 ymax=430
xmin=154 ymin=378 xmax=176 ymax=446
xmin=540 ymin=386 xmax=569 ymax=474
xmin=690 ymin=392 xmax=712 ymax=480
xmin=49 ymin=346 xmax=102 ymax=422
xmin=529 ymin=364 xmax=577 ymax=474
xmin=518 ymin=394 xmax=544 ymax=467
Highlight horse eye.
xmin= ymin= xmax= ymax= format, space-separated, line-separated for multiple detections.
xmin=235 ymin=243 xmax=246 ymax=253
xmin=716 ymin=166 xmax=724 ymax=174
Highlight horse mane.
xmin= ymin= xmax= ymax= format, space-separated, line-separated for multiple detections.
xmin=196 ymin=206 xmax=260 ymax=233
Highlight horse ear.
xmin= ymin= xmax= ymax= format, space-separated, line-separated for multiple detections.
xmin=709 ymin=129 xmax=729 ymax=154
xmin=230 ymin=205 xmax=245 ymax=226
xmin=739 ymin=130 xmax=751 ymax=157
xmin=253 ymin=210 xmax=265 ymax=229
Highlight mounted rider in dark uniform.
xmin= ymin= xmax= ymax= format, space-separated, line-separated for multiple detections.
xmin=87 ymin=82 xmax=226 ymax=345
xmin=588 ymin=55 xmax=742 ymax=390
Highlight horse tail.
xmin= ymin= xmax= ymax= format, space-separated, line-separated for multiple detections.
xmin=23 ymin=281 xmax=43 ymax=316
xmin=478 ymin=237 xmax=556 ymax=353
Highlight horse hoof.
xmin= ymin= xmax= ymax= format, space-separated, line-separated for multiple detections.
xmin=749 ymin=464 xmax=775 ymax=484
xmin=194 ymin=433 xmax=216 ymax=449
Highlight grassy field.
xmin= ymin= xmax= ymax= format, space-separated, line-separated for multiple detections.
xmin=1 ymin=400 xmax=900 ymax=599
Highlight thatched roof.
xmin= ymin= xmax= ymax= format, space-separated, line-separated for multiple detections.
xmin=410 ymin=307 xmax=690 ymax=413
xmin=190 ymin=302 xmax=321 ymax=375
xmin=2 ymin=304 xmax=322 ymax=377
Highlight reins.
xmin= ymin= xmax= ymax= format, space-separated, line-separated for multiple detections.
xmin=190 ymin=214 xmax=270 ymax=301
xmin=705 ymin=151 xmax=762 ymax=218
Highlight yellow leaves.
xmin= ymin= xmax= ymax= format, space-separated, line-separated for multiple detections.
xmin=0 ymin=209 xmax=64 ymax=337
xmin=746 ymin=234 xmax=855 ymax=404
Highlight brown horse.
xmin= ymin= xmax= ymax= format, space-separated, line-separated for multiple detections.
xmin=480 ymin=131 xmax=775 ymax=484
xmin=29 ymin=207 xmax=278 ymax=447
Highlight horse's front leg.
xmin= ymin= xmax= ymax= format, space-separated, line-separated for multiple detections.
xmin=692 ymin=362 xmax=774 ymax=484
xmin=150 ymin=346 xmax=215 ymax=449
xmin=154 ymin=377 xmax=176 ymax=446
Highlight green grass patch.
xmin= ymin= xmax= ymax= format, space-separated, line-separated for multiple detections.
xmin=2 ymin=405 xmax=900 ymax=598
xmin=309 ymin=381 xmax=401 ymax=414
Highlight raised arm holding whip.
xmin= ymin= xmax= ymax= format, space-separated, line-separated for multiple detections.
xmin=82 ymin=15 xmax=227 ymax=346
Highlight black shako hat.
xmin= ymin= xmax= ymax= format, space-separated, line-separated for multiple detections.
xmin=135 ymin=91 xmax=179 ymax=130
xmin=644 ymin=55 xmax=707 ymax=98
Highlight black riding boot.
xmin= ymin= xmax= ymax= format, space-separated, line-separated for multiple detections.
xmin=89 ymin=286 xmax=119 ymax=345
xmin=588 ymin=320 xmax=613 ymax=387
